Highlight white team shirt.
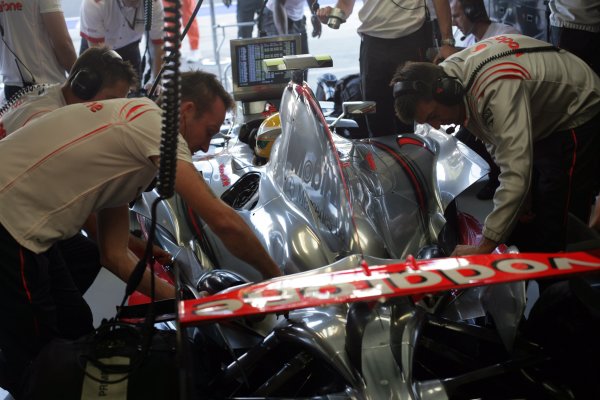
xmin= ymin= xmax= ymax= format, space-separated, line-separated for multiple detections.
xmin=454 ymin=22 xmax=521 ymax=48
xmin=0 ymin=0 xmax=68 ymax=86
xmin=442 ymin=34 xmax=600 ymax=243
xmin=0 ymin=97 xmax=192 ymax=253
xmin=266 ymin=0 xmax=306 ymax=21
xmin=80 ymin=0 xmax=164 ymax=50
xmin=357 ymin=0 xmax=427 ymax=39
xmin=0 ymin=84 xmax=66 ymax=138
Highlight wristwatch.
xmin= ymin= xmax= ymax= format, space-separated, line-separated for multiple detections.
xmin=440 ymin=38 xmax=456 ymax=46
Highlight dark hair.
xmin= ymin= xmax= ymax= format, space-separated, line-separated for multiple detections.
xmin=67 ymin=47 xmax=138 ymax=91
xmin=391 ymin=62 xmax=445 ymax=124
xmin=458 ymin=0 xmax=490 ymax=23
xmin=180 ymin=70 xmax=235 ymax=116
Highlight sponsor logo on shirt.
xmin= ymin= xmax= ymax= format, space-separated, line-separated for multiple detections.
xmin=0 ymin=1 xmax=23 ymax=12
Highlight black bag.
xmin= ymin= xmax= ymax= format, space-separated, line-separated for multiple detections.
xmin=332 ymin=73 xmax=369 ymax=138
xmin=24 ymin=322 xmax=180 ymax=400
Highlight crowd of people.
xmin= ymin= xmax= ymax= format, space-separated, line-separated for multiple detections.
xmin=0 ymin=0 xmax=599 ymax=398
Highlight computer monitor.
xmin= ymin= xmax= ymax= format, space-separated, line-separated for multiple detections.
xmin=230 ymin=34 xmax=302 ymax=103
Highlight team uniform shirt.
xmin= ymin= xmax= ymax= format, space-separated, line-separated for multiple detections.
xmin=265 ymin=0 xmax=306 ymax=21
xmin=0 ymin=97 xmax=192 ymax=253
xmin=0 ymin=84 xmax=66 ymax=138
xmin=442 ymin=34 xmax=600 ymax=243
xmin=548 ymin=0 xmax=600 ymax=32
xmin=0 ymin=0 xmax=68 ymax=86
xmin=454 ymin=22 xmax=520 ymax=48
xmin=80 ymin=0 xmax=164 ymax=50
xmin=357 ymin=0 xmax=428 ymax=39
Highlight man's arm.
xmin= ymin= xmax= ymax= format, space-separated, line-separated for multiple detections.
xmin=432 ymin=0 xmax=458 ymax=60
xmin=42 ymin=11 xmax=77 ymax=72
xmin=96 ymin=205 xmax=175 ymax=299
xmin=174 ymin=160 xmax=282 ymax=280
xmin=273 ymin=0 xmax=289 ymax=35
xmin=150 ymin=42 xmax=164 ymax=81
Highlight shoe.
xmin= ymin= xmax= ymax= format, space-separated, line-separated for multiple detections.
xmin=186 ymin=49 xmax=202 ymax=63
xmin=476 ymin=180 xmax=499 ymax=200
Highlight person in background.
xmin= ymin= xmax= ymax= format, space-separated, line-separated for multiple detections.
xmin=0 ymin=0 xmax=77 ymax=101
xmin=451 ymin=0 xmax=519 ymax=48
xmin=227 ymin=0 xmax=265 ymax=38
xmin=261 ymin=0 xmax=319 ymax=55
xmin=450 ymin=0 xmax=520 ymax=200
xmin=79 ymin=0 xmax=165 ymax=89
xmin=0 ymin=70 xmax=281 ymax=398
xmin=164 ymin=0 xmax=203 ymax=63
xmin=391 ymin=34 xmax=600 ymax=255
xmin=317 ymin=0 xmax=456 ymax=138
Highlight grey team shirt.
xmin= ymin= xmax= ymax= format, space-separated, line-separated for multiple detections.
xmin=441 ymin=34 xmax=600 ymax=243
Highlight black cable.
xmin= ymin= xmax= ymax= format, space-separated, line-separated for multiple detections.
xmin=0 ymin=22 xmax=36 ymax=88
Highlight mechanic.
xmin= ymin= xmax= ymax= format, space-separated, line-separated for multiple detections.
xmin=316 ymin=0 xmax=456 ymax=137
xmin=0 ymin=47 xmax=173 ymax=297
xmin=449 ymin=0 xmax=520 ymax=200
xmin=0 ymin=0 xmax=77 ymax=100
xmin=79 ymin=0 xmax=165 ymax=89
xmin=0 ymin=70 xmax=281 ymax=397
xmin=391 ymin=34 xmax=600 ymax=255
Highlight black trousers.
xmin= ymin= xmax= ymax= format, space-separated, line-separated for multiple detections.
xmin=508 ymin=111 xmax=600 ymax=252
xmin=0 ymin=225 xmax=94 ymax=396
xmin=237 ymin=0 xmax=264 ymax=38
xmin=359 ymin=23 xmax=430 ymax=137
xmin=550 ymin=26 xmax=600 ymax=76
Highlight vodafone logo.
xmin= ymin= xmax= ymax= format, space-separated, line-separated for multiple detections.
xmin=0 ymin=1 xmax=23 ymax=12
xmin=180 ymin=251 xmax=600 ymax=325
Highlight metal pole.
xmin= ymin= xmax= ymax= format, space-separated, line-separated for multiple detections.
xmin=209 ymin=0 xmax=222 ymax=82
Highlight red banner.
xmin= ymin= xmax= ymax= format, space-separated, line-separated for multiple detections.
xmin=179 ymin=250 xmax=600 ymax=326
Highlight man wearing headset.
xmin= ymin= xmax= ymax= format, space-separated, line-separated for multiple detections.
xmin=451 ymin=0 xmax=519 ymax=48
xmin=0 ymin=48 xmax=169 ymax=299
xmin=391 ymin=34 xmax=600 ymax=255
xmin=0 ymin=70 xmax=281 ymax=397
xmin=1 ymin=47 xmax=136 ymax=136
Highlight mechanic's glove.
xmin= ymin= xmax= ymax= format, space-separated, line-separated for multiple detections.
xmin=310 ymin=1 xmax=322 ymax=38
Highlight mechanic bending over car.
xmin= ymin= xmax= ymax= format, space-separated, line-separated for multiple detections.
xmin=0 ymin=70 xmax=281 ymax=397
xmin=0 ymin=47 xmax=174 ymax=297
xmin=391 ymin=34 xmax=600 ymax=256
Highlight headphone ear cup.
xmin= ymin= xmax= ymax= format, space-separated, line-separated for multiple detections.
xmin=432 ymin=77 xmax=465 ymax=106
xmin=393 ymin=80 xmax=430 ymax=98
xmin=70 ymin=68 xmax=102 ymax=101
xmin=463 ymin=1 xmax=485 ymax=22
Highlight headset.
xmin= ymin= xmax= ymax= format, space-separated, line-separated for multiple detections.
xmin=459 ymin=0 xmax=487 ymax=22
xmin=393 ymin=76 xmax=465 ymax=106
xmin=70 ymin=49 xmax=123 ymax=100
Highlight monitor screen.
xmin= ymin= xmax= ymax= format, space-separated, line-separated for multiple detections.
xmin=230 ymin=34 xmax=302 ymax=103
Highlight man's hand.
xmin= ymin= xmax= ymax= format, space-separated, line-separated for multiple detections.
xmin=316 ymin=6 xmax=333 ymax=24
xmin=451 ymin=237 xmax=498 ymax=257
xmin=433 ymin=44 xmax=459 ymax=64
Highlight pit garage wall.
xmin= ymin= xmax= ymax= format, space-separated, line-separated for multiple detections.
xmin=485 ymin=0 xmax=549 ymax=42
